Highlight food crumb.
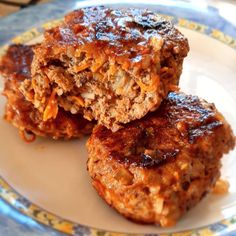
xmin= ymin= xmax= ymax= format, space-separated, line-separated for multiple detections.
xmin=34 ymin=145 xmax=45 ymax=151
xmin=212 ymin=179 xmax=229 ymax=194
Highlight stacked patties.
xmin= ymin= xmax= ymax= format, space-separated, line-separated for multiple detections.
xmin=0 ymin=6 xmax=235 ymax=227
xmin=0 ymin=44 xmax=94 ymax=140
xmin=19 ymin=7 xmax=189 ymax=131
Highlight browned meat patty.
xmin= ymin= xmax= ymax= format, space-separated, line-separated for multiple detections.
xmin=20 ymin=7 xmax=189 ymax=131
xmin=0 ymin=44 xmax=94 ymax=140
xmin=87 ymin=92 xmax=235 ymax=227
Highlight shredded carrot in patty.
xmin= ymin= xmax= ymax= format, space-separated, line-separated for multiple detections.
xmin=136 ymin=73 xmax=160 ymax=92
xmin=43 ymin=90 xmax=58 ymax=121
xmin=68 ymin=95 xmax=85 ymax=107
xmin=73 ymin=62 xmax=91 ymax=73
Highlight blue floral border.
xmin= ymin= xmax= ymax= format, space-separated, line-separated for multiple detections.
xmin=0 ymin=0 xmax=236 ymax=235
xmin=0 ymin=0 xmax=235 ymax=46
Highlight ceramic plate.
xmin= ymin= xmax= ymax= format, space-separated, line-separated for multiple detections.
xmin=0 ymin=0 xmax=236 ymax=235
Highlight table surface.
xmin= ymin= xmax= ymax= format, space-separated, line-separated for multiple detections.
xmin=0 ymin=0 xmax=52 ymax=17
xmin=0 ymin=0 xmax=236 ymax=235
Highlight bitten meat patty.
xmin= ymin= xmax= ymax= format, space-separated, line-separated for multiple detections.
xmin=87 ymin=92 xmax=235 ymax=226
xmin=20 ymin=7 xmax=189 ymax=131
xmin=0 ymin=44 xmax=94 ymax=140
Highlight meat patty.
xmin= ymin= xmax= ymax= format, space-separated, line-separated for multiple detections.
xmin=87 ymin=92 xmax=235 ymax=226
xmin=0 ymin=44 xmax=94 ymax=140
xmin=20 ymin=7 xmax=189 ymax=131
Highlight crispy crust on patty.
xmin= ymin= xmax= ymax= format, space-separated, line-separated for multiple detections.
xmin=20 ymin=7 xmax=189 ymax=131
xmin=87 ymin=92 xmax=235 ymax=226
xmin=0 ymin=44 xmax=94 ymax=140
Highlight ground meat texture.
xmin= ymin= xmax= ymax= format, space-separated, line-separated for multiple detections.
xmin=0 ymin=44 xmax=94 ymax=140
xmin=20 ymin=7 xmax=189 ymax=131
xmin=87 ymin=92 xmax=235 ymax=227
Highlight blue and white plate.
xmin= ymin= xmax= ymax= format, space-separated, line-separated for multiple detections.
xmin=0 ymin=0 xmax=236 ymax=235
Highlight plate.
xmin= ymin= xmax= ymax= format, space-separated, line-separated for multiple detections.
xmin=0 ymin=0 xmax=236 ymax=235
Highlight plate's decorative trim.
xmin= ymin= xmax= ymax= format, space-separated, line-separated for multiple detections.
xmin=11 ymin=28 xmax=41 ymax=45
xmin=0 ymin=13 xmax=235 ymax=56
xmin=0 ymin=15 xmax=236 ymax=236
xmin=176 ymin=18 xmax=236 ymax=49
xmin=42 ymin=18 xmax=63 ymax=30
xmin=1 ymin=177 xmax=236 ymax=236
